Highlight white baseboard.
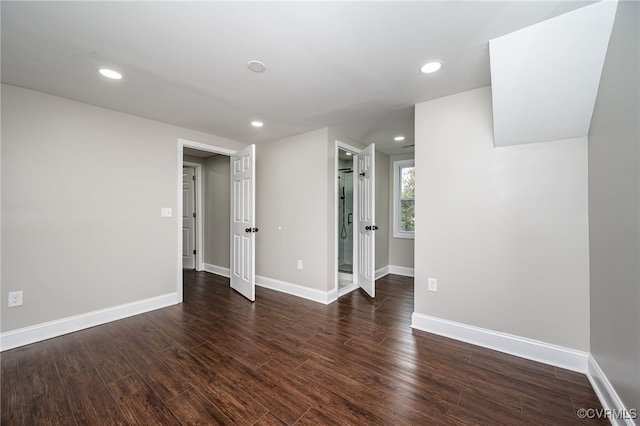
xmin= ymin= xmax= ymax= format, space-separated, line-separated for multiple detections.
xmin=376 ymin=265 xmax=415 ymax=279
xmin=203 ymin=263 xmax=230 ymax=278
xmin=256 ymin=275 xmax=335 ymax=305
xmin=411 ymin=313 xmax=589 ymax=373
xmin=338 ymin=282 xmax=359 ymax=297
xmin=338 ymin=271 xmax=353 ymax=281
xmin=388 ymin=265 xmax=415 ymax=277
xmin=1 ymin=292 xmax=180 ymax=351
xmin=587 ymin=355 xmax=638 ymax=426
xmin=200 ymin=268 xmax=337 ymax=305
xmin=375 ymin=266 xmax=389 ymax=279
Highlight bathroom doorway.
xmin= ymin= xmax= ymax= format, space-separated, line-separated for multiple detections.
xmin=337 ymin=147 xmax=358 ymax=296
xmin=334 ymin=141 xmax=377 ymax=299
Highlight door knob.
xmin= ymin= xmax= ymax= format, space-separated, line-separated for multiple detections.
xmin=245 ymin=227 xmax=259 ymax=233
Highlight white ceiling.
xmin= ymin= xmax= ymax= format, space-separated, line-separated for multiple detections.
xmin=1 ymin=1 xmax=592 ymax=155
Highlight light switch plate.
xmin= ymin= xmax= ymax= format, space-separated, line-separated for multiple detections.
xmin=8 ymin=291 xmax=23 ymax=307
xmin=161 ymin=208 xmax=172 ymax=217
xmin=428 ymin=278 xmax=438 ymax=292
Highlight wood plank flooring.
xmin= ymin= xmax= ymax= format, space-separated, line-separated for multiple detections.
xmin=1 ymin=272 xmax=607 ymax=425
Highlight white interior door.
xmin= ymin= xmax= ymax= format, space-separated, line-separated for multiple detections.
xmin=230 ymin=144 xmax=256 ymax=301
xmin=357 ymin=143 xmax=376 ymax=297
xmin=182 ymin=166 xmax=196 ymax=269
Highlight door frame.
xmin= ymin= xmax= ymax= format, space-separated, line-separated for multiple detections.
xmin=177 ymin=138 xmax=237 ymax=302
xmin=334 ymin=140 xmax=361 ymax=297
xmin=183 ymin=161 xmax=202 ymax=271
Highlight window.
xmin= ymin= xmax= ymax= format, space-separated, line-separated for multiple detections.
xmin=393 ymin=159 xmax=415 ymax=238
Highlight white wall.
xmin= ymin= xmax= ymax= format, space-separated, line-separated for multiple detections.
xmin=1 ymin=85 xmax=245 ymax=333
xmin=375 ymin=151 xmax=390 ymax=271
xmin=256 ymin=128 xmax=330 ymax=292
xmin=388 ymin=154 xmax=415 ymax=270
xmin=588 ymin=0 xmax=640 ymax=411
xmin=414 ymin=86 xmax=590 ymax=351
xmin=203 ymin=155 xmax=230 ymax=269
xmin=182 ymin=154 xmax=230 ymax=271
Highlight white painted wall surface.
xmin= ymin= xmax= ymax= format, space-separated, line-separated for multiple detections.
xmin=256 ymin=128 xmax=330 ymax=292
xmin=204 ymin=155 xmax=231 ymax=269
xmin=375 ymin=151 xmax=390 ymax=271
xmin=1 ymin=85 xmax=245 ymax=333
xmin=414 ymin=86 xmax=590 ymax=350
xmin=588 ymin=0 xmax=640 ymax=412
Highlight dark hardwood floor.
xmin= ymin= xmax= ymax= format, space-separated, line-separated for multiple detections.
xmin=1 ymin=271 xmax=607 ymax=425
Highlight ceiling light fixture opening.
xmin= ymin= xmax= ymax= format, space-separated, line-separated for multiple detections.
xmin=251 ymin=121 xmax=264 ymax=128
xmin=420 ymin=60 xmax=443 ymax=74
xmin=394 ymin=136 xmax=405 ymax=141
xmin=247 ymin=60 xmax=266 ymax=73
xmin=99 ymin=68 xmax=122 ymax=80
xmin=346 ymin=152 xmax=353 ymax=156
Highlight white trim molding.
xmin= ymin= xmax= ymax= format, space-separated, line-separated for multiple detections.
xmin=1 ymin=293 xmax=179 ymax=351
xmin=411 ymin=313 xmax=589 ymax=373
xmin=389 ymin=265 xmax=415 ymax=277
xmin=375 ymin=266 xmax=389 ymax=279
xmin=256 ymin=275 xmax=336 ymax=305
xmin=203 ymin=263 xmax=231 ymax=278
xmin=376 ymin=265 xmax=415 ymax=279
xmin=587 ymin=355 xmax=638 ymax=426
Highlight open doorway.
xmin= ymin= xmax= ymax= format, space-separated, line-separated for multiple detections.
xmin=337 ymin=148 xmax=358 ymax=296
xmin=335 ymin=141 xmax=376 ymax=299
xmin=177 ymin=139 xmax=257 ymax=303
xmin=182 ymin=162 xmax=199 ymax=270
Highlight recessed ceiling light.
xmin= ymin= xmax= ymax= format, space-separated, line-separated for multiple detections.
xmin=251 ymin=121 xmax=264 ymax=128
xmin=346 ymin=152 xmax=353 ymax=156
xmin=420 ymin=61 xmax=443 ymax=74
xmin=394 ymin=136 xmax=405 ymax=141
xmin=98 ymin=68 xmax=122 ymax=80
xmin=247 ymin=60 xmax=266 ymax=73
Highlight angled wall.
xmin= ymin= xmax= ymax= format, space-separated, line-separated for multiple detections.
xmin=588 ymin=0 xmax=640 ymax=413
xmin=414 ymin=86 xmax=590 ymax=351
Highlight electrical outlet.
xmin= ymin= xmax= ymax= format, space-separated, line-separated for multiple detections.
xmin=8 ymin=291 xmax=23 ymax=307
xmin=427 ymin=278 xmax=438 ymax=292
xmin=297 ymin=260 xmax=303 ymax=270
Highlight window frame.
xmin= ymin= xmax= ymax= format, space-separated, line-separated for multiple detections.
xmin=393 ymin=159 xmax=415 ymax=239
